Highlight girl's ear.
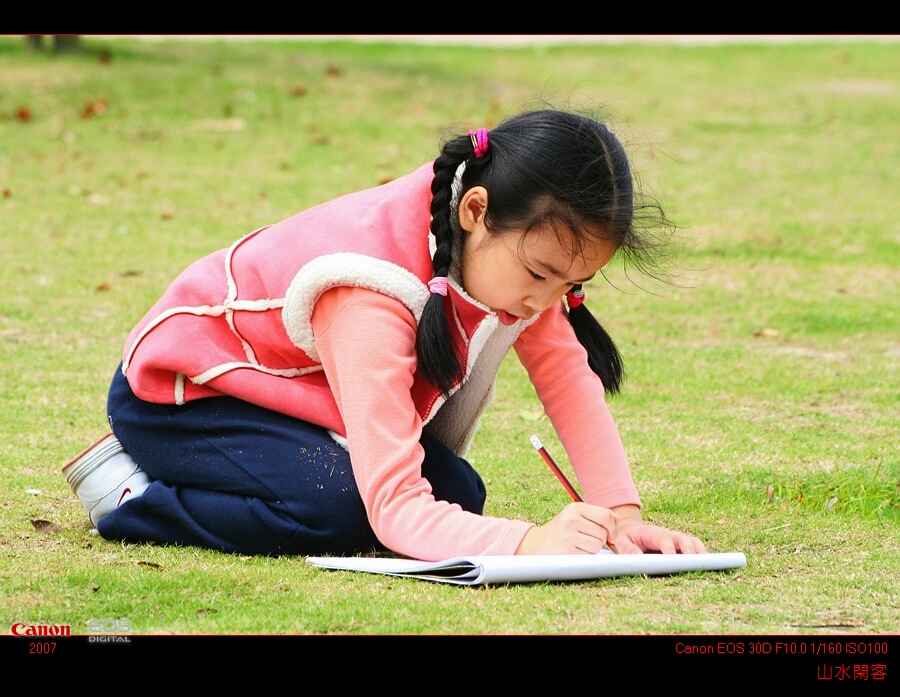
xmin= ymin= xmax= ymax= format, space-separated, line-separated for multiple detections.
xmin=458 ymin=186 xmax=489 ymax=232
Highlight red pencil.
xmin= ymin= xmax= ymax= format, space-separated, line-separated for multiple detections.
xmin=530 ymin=434 xmax=583 ymax=502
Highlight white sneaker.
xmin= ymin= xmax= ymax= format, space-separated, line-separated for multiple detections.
xmin=62 ymin=433 xmax=150 ymax=527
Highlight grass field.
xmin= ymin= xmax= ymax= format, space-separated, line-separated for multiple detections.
xmin=1 ymin=36 xmax=897 ymax=645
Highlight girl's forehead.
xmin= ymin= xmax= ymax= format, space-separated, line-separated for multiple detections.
xmin=518 ymin=225 xmax=613 ymax=259
xmin=516 ymin=227 xmax=616 ymax=277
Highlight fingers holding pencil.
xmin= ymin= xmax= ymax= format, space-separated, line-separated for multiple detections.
xmin=560 ymin=502 xmax=621 ymax=555
xmin=515 ymin=501 xmax=618 ymax=555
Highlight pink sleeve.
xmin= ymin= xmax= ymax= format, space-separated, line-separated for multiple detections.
xmin=514 ymin=304 xmax=642 ymax=509
xmin=312 ymin=286 xmax=534 ymax=561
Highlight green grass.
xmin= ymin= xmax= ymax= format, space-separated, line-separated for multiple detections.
xmin=1 ymin=36 xmax=897 ymax=637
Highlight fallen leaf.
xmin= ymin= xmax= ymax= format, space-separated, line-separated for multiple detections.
xmin=137 ymin=560 xmax=161 ymax=569
xmin=766 ymin=484 xmax=775 ymax=502
xmin=518 ymin=410 xmax=545 ymax=422
xmin=754 ymin=327 xmax=780 ymax=338
xmin=190 ymin=118 xmax=246 ymax=132
xmin=81 ymin=99 xmax=108 ymax=118
xmin=88 ymin=193 xmax=111 ymax=205
xmin=826 ymin=496 xmax=838 ymax=512
xmin=31 ymin=519 xmax=61 ymax=533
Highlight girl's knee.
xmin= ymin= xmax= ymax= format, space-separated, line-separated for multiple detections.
xmin=420 ymin=434 xmax=486 ymax=514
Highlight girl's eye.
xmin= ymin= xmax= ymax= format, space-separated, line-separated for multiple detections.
xmin=529 ymin=270 xmax=546 ymax=281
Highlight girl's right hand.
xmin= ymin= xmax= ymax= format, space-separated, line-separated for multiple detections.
xmin=515 ymin=502 xmax=617 ymax=555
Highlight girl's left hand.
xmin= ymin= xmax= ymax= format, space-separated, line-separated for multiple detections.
xmin=609 ymin=505 xmax=708 ymax=554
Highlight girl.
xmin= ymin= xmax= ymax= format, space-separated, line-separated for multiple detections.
xmin=63 ymin=108 xmax=707 ymax=561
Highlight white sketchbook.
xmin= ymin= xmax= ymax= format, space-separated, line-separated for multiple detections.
xmin=306 ymin=551 xmax=747 ymax=586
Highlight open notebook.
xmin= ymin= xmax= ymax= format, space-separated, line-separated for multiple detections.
xmin=306 ymin=550 xmax=747 ymax=586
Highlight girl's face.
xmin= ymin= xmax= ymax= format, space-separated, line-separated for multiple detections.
xmin=459 ymin=187 xmax=616 ymax=325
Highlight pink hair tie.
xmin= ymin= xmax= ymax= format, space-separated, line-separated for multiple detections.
xmin=566 ymin=287 xmax=585 ymax=309
xmin=428 ymin=276 xmax=449 ymax=297
xmin=468 ymin=128 xmax=489 ymax=158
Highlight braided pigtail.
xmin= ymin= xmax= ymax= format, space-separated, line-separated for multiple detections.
xmin=564 ymin=285 xmax=624 ymax=395
xmin=415 ymin=137 xmax=479 ymax=396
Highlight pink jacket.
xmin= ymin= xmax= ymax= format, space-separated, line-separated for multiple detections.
xmin=121 ymin=163 xmax=641 ymax=560
xmin=124 ymin=164 xmax=489 ymax=435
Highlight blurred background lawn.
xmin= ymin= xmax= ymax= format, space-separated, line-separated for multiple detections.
xmin=0 ymin=35 xmax=897 ymax=636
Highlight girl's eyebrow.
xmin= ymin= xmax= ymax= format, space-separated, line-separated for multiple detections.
xmin=535 ymin=259 xmax=596 ymax=285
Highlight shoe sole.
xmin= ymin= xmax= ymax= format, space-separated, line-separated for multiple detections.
xmin=62 ymin=433 xmax=122 ymax=490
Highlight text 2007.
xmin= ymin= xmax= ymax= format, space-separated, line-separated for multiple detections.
xmin=29 ymin=642 xmax=56 ymax=654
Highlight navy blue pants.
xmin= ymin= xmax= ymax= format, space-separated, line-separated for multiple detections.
xmin=98 ymin=366 xmax=486 ymax=556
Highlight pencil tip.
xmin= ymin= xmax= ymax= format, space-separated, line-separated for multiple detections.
xmin=529 ymin=434 xmax=542 ymax=449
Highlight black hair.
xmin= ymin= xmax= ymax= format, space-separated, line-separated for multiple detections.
xmin=416 ymin=108 xmax=674 ymax=397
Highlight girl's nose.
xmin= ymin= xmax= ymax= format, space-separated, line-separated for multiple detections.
xmin=524 ymin=289 xmax=564 ymax=315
